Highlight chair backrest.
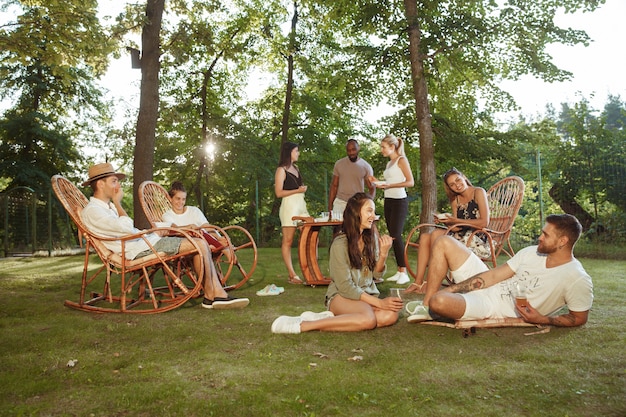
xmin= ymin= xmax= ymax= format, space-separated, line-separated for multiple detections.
xmin=485 ymin=176 xmax=525 ymax=255
xmin=51 ymin=175 xmax=90 ymax=233
xmin=138 ymin=181 xmax=172 ymax=228
xmin=486 ymin=176 xmax=525 ymax=231
xmin=51 ymin=175 xmax=115 ymax=260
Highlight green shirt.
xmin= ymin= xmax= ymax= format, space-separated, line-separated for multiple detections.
xmin=325 ymin=233 xmax=385 ymax=303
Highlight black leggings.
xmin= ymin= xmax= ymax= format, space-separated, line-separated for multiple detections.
xmin=384 ymin=197 xmax=408 ymax=268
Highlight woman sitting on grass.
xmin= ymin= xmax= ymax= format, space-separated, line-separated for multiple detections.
xmin=271 ymin=193 xmax=403 ymax=333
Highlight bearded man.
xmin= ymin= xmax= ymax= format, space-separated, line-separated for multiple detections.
xmin=328 ymin=139 xmax=376 ymax=217
xmin=406 ymin=214 xmax=593 ymax=327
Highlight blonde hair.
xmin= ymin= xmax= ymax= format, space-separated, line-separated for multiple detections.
xmin=382 ymin=134 xmax=405 ymax=156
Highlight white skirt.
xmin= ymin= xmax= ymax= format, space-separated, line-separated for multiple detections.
xmin=279 ymin=193 xmax=309 ymax=227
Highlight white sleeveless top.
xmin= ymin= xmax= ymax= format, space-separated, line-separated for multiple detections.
xmin=383 ymin=156 xmax=407 ymax=199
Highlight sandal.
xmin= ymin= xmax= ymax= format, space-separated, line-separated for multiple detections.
xmin=405 ymin=282 xmax=427 ymax=294
xmin=256 ymin=284 xmax=284 ymax=296
xmin=288 ymin=275 xmax=304 ymax=285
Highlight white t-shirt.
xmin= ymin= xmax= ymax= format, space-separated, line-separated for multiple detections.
xmin=81 ymin=197 xmax=161 ymax=260
xmin=162 ymin=206 xmax=208 ymax=227
xmin=462 ymin=246 xmax=593 ymax=319
xmin=383 ymin=156 xmax=407 ymax=199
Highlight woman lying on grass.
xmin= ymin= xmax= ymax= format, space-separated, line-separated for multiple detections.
xmin=271 ymin=193 xmax=403 ymax=333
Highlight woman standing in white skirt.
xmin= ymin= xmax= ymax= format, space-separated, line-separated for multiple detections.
xmin=274 ymin=142 xmax=312 ymax=284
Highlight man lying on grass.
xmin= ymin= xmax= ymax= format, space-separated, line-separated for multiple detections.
xmin=406 ymin=214 xmax=593 ymax=327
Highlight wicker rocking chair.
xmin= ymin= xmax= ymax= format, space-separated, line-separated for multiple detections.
xmin=51 ymin=175 xmax=204 ymax=313
xmin=138 ymin=181 xmax=257 ymax=291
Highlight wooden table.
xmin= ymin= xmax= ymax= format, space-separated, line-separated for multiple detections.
xmin=292 ymin=216 xmax=341 ymax=286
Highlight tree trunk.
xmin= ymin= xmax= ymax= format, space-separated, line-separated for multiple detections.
xmin=194 ymin=50 xmax=225 ymax=209
xmin=268 ymin=1 xmax=298 ymax=240
xmin=403 ymin=0 xmax=437 ymax=224
xmin=280 ymin=1 xmax=298 ymax=145
xmin=548 ymin=182 xmax=595 ymax=231
xmin=133 ymin=0 xmax=165 ymax=229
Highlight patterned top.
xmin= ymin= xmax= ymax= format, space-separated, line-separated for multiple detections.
xmin=452 ymin=189 xmax=486 ymax=243
xmin=456 ymin=191 xmax=480 ymax=221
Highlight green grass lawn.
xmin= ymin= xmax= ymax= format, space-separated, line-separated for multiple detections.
xmin=0 ymin=248 xmax=624 ymax=417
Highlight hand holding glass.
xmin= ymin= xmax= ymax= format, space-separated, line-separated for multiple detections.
xmin=390 ymin=288 xmax=403 ymax=300
xmin=513 ymin=283 xmax=527 ymax=309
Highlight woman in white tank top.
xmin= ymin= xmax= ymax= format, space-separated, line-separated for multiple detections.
xmin=369 ymin=134 xmax=414 ymax=285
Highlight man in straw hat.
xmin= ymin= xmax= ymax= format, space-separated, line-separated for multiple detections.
xmin=81 ymin=162 xmax=249 ymax=310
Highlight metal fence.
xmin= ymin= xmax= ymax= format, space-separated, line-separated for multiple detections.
xmin=0 ymin=186 xmax=78 ymax=257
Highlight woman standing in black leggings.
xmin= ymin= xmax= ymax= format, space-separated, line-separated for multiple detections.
xmin=369 ymin=134 xmax=414 ymax=285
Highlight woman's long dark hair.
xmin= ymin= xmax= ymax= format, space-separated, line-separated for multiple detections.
xmin=278 ymin=142 xmax=299 ymax=168
xmin=340 ymin=192 xmax=378 ymax=271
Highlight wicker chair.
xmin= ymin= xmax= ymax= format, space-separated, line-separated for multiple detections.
xmin=404 ymin=176 xmax=525 ymax=278
xmin=138 ymin=181 xmax=257 ymax=291
xmin=51 ymin=175 xmax=204 ymax=313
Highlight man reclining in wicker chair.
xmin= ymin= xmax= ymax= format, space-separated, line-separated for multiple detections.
xmin=81 ymin=163 xmax=249 ymax=310
xmin=406 ymin=214 xmax=593 ymax=327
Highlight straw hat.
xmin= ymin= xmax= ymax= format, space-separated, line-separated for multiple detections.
xmin=82 ymin=163 xmax=126 ymax=186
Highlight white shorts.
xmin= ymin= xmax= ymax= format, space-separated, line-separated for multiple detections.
xmin=453 ymin=255 xmax=519 ymax=320
xmin=460 ymin=284 xmax=517 ymax=320
xmin=279 ymin=193 xmax=309 ymax=227
xmin=449 ymin=252 xmax=489 ymax=283
xmin=331 ymin=198 xmax=347 ymax=217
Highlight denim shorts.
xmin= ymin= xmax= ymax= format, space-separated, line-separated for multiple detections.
xmin=134 ymin=236 xmax=182 ymax=259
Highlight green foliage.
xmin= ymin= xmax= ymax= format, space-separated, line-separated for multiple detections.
xmin=0 ymin=109 xmax=80 ymax=194
xmin=2 ymin=0 xmax=621 ymax=248
xmin=0 ymin=0 xmax=118 ymax=190
xmin=544 ymin=97 xmax=626 ymax=233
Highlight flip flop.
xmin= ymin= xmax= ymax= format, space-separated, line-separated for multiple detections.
xmin=288 ymin=275 xmax=304 ymax=285
xmin=256 ymin=284 xmax=284 ymax=296
xmin=405 ymin=282 xmax=427 ymax=294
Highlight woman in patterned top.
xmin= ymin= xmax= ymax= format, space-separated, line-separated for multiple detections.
xmin=406 ymin=168 xmax=490 ymax=294
xmin=274 ymin=142 xmax=312 ymax=284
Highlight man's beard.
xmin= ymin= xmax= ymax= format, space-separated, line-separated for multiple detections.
xmin=348 ymin=156 xmax=358 ymax=162
xmin=537 ymin=241 xmax=557 ymax=254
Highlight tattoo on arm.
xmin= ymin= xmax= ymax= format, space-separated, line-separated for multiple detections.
xmin=547 ymin=314 xmax=579 ymax=327
xmin=448 ymin=274 xmax=486 ymax=293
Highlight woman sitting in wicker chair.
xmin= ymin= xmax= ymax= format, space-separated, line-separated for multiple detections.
xmin=162 ymin=181 xmax=234 ymax=263
xmin=406 ymin=168 xmax=490 ymax=294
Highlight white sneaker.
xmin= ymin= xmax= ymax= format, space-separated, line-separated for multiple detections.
xmin=407 ymin=305 xmax=432 ymax=323
xmin=386 ymin=271 xmax=401 ymax=282
xmin=271 ymin=316 xmax=302 ymax=334
xmin=405 ymin=300 xmax=423 ymax=315
xmin=300 ymin=311 xmax=334 ymax=321
xmin=396 ymin=272 xmax=410 ymax=285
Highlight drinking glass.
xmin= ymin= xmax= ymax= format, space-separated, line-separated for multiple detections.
xmin=512 ymin=282 xmax=527 ymax=309
xmin=390 ymin=288 xmax=403 ymax=300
